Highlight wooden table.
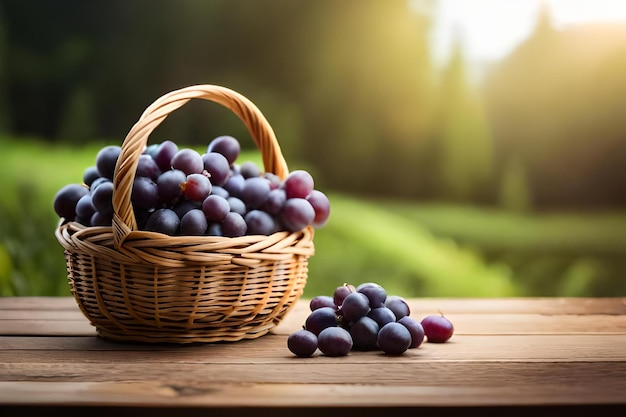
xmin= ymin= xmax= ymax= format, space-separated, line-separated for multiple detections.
xmin=1 ymin=296 xmax=625 ymax=416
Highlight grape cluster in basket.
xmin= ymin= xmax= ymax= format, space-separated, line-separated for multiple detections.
xmin=288 ymin=282 xmax=454 ymax=357
xmin=53 ymin=135 xmax=330 ymax=237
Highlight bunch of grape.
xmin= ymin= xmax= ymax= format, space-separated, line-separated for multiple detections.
xmin=287 ymin=282 xmax=454 ymax=357
xmin=53 ymin=135 xmax=330 ymax=237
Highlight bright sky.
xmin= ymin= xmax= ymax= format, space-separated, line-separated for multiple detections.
xmin=426 ymin=0 xmax=626 ymax=65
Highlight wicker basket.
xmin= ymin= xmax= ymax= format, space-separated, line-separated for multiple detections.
xmin=55 ymin=84 xmax=315 ymax=343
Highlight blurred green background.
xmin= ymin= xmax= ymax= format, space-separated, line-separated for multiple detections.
xmin=1 ymin=0 xmax=625 ymax=298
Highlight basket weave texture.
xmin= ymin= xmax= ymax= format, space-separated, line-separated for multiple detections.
xmin=55 ymin=84 xmax=315 ymax=343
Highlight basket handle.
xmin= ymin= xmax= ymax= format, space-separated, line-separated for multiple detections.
xmin=112 ymin=84 xmax=289 ymax=249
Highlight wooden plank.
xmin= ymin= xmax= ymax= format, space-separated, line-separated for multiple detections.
xmin=0 ymin=367 xmax=624 ymax=407
xmin=2 ymin=297 xmax=625 ymax=315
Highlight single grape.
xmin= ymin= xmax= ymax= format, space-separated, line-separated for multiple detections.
xmin=89 ymin=177 xmax=110 ymax=191
xmin=136 ymin=154 xmax=161 ymax=180
xmin=221 ymin=211 xmax=247 ymax=237
xmin=309 ymin=295 xmax=336 ymax=311
xmin=53 ymin=183 xmax=89 ymax=220
xmin=356 ymin=282 xmax=387 ymax=308
xmin=144 ymin=208 xmax=180 ymax=235
xmin=75 ymin=194 xmax=96 ymax=222
xmin=131 ymin=177 xmax=159 ymax=210
xmin=202 ymin=194 xmax=230 ymax=222
xmin=223 ymin=173 xmax=245 ymax=198
xmin=157 ymin=169 xmax=186 ymax=205
xmin=261 ymin=188 xmax=286 ymax=216
xmin=240 ymin=176 xmax=271 ymax=209
xmin=317 ymin=326 xmax=352 ymax=357
xmin=202 ymin=152 xmax=230 ymax=186
xmin=82 ymin=166 xmax=100 ymax=187
xmin=287 ymin=329 xmax=318 ymax=358
xmin=282 ymin=170 xmax=314 ymax=199
xmin=304 ymin=306 xmax=338 ymax=336
xmin=385 ymin=295 xmax=411 ymax=320
xmin=239 ymin=160 xmax=261 ymax=179
xmin=264 ymin=172 xmax=282 ymax=189
xmin=206 ymin=222 xmax=222 ymax=236
xmin=333 ymin=283 xmax=355 ymax=307
xmin=367 ymin=307 xmax=396 ymax=328
xmin=91 ymin=181 xmax=114 ymax=216
xmin=143 ymin=143 xmax=159 ymax=158
xmin=279 ymin=198 xmax=315 ymax=232
xmin=95 ymin=145 xmax=121 ymax=180
xmin=90 ymin=211 xmax=112 ymax=227
xmin=244 ymin=210 xmax=277 ymax=235
xmin=171 ymin=148 xmax=204 ymax=175
xmin=172 ymin=199 xmax=202 ymax=219
xmin=421 ymin=314 xmax=454 ymax=343
xmin=183 ymin=173 xmax=212 ymax=202
xmin=227 ymin=196 xmax=247 ymax=216
xmin=377 ymin=322 xmax=412 ymax=355
xmin=306 ymin=189 xmax=331 ymax=228
xmin=210 ymin=185 xmax=229 ymax=199
xmin=207 ymin=135 xmax=240 ymax=166
xmin=340 ymin=292 xmax=371 ymax=323
xmin=398 ymin=316 xmax=426 ymax=348
xmin=153 ymin=140 xmax=178 ymax=171
xmin=180 ymin=209 xmax=208 ymax=235
xmin=349 ymin=316 xmax=380 ymax=351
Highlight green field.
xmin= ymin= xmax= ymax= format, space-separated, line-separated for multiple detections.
xmin=2 ymin=137 xmax=625 ymax=298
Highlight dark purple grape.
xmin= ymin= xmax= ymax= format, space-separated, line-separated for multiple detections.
xmin=131 ymin=177 xmax=159 ymax=210
xmin=221 ymin=211 xmax=247 ymax=237
xmin=90 ymin=211 xmax=112 ymax=226
xmin=349 ymin=316 xmax=380 ymax=351
xmin=202 ymin=152 xmax=230 ymax=186
xmin=264 ymin=172 xmax=282 ymax=189
xmin=421 ymin=314 xmax=454 ymax=343
xmin=385 ymin=295 xmax=411 ymax=320
xmin=89 ymin=177 xmax=110 ymax=191
xmin=241 ymin=176 xmax=271 ymax=209
xmin=223 ymin=173 xmax=245 ymax=198
xmin=207 ymin=135 xmax=240 ymax=166
xmin=227 ymin=196 xmax=247 ymax=216
xmin=91 ymin=181 xmax=114 ymax=216
xmin=202 ymin=194 xmax=230 ymax=222
xmin=210 ymin=185 xmax=229 ymax=199
xmin=244 ymin=210 xmax=277 ymax=235
xmin=82 ymin=166 xmax=100 ymax=187
xmin=287 ymin=329 xmax=318 ymax=358
xmin=95 ymin=145 xmax=121 ymax=180
xmin=153 ymin=140 xmax=178 ymax=171
xmin=75 ymin=194 xmax=96 ymax=221
xmin=309 ymin=295 xmax=336 ymax=311
xmin=144 ymin=208 xmax=180 ymax=235
xmin=143 ymin=143 xmax=159 ymax=158
xmin=183 ymin=173 xmax=212 ymax=202
xmin=306 ymin=189 xmax=330 ymax=228
xmin=282 ymin=170 xmax=314 ymax=199
xmin=333 ymin=283 xmax=355 ymax=307
xmin=171 ymin=148 xmax=204 ymax=175
xmin=377 ymin=322 xmax=412 ymax=355
xmin=53 ymin=183 xmax=89 ymax=220
xmin=136 ymin=154 xmax=161 ymax=180
xmin=304 ymin=306 xmax=338 ymax=336
xmin=261 ymin=188 xmax=286 ymax=216
xmin=357 ymin=282 xmax=387 ymax=308
xmin=317 ymin=326 xmax=352 ymax=357
xmin=240 ymin=161 xmax=261 ymax=179
xmin=399 ymin=316 xmax=425 ymax=348
xmin=180 ymin=209 xmax=208 ymax=235
xmin=157 ymin=169 xmax=186 ymax=205
xmin=206 ymin=222 xmax=222 ymax=236
xmin=279 ymin=198 xmax=315 ymax=232
xmin=172 ymin=199 xmax=202 ymax=218
xmin=341 ymin=292 xmax=371 ymax=323
xmin=368 ymin=307 xmax=396 ymax=328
